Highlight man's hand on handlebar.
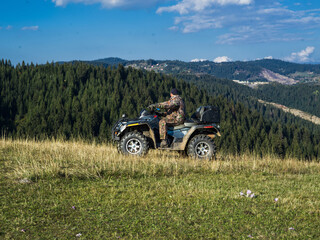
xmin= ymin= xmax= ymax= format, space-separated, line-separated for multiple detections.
xmin=156 ymin=111 xmax=167 ymax=117
xmin=147 ymin=104 xmax=167 ymax=117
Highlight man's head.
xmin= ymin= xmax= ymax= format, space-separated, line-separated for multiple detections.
xmin=170 ymin=88 xmax=179 ymax=96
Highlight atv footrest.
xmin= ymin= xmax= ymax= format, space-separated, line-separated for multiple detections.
xmin=158 ymin=147 xmax=173 ymax=150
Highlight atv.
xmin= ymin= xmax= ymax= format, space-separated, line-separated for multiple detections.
xmin=112 ymin=106 xmax=221 ymax=160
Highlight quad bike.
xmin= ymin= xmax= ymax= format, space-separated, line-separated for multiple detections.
xmin=112 ymin=106 xmax=221 ymax=160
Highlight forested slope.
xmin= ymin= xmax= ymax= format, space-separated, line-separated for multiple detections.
xmin=255 ymin=84 xmax=320 ymax=118
xmin=178 ymin=74 xmax=320 ymax=126
xmin=1 ymin=60 xmax=320 ymax=159
xmin=64 ymin=58 xmax=320 ymax=118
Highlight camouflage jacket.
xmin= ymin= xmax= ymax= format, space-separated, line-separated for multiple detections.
xmin=156 ymin=95 xmax=185 ymax=121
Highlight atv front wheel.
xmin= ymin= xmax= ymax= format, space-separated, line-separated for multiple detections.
xmin=187 ymin=135 xmax=216 ymax=160
xmin=118 ymin=131 xmax=149 ymax=156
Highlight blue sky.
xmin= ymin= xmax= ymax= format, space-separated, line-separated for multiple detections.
xmin=1 ymin=0 xmax=320 ymax=64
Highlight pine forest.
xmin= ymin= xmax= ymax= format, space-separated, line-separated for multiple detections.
xmin=1 ymin=60 xmax=320 ymax=159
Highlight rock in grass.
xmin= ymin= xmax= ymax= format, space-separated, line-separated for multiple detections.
xmin=19 ymin=178 xmax=32 ymax=184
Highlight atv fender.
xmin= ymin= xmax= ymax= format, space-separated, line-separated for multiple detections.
xmin=120 ymin=123 xmax=157 ymax=148
xmin=173 ymin=125 xmax=220 ymax=151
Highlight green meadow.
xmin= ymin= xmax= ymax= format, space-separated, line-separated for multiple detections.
xmin=1 ymin=139 xmax=320 ymax=239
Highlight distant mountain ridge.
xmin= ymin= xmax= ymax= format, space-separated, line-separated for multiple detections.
xmin=79 ymin=57 xmax=320 ymax=85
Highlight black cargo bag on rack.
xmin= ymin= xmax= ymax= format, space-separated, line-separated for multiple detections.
xmin=191 ymin=106 xmax=220 ymax=123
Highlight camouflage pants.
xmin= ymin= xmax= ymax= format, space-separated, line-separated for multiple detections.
xmin=159 ymin=113 xmax=184 ymax=140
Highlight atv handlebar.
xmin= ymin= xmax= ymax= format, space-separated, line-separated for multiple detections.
xmin=154 ymin=111 xmax=167 ymax=117
xmin=140 ymin=108 xmax=167 ymax=118
xmin=148 ymin=108 xmax=167 ymax=117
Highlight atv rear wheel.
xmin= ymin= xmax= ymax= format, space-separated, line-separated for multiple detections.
xmin=118 ymin=131 xmax=149 ymax=156
xmin=187 ymin=134 xmax=216 ymax=160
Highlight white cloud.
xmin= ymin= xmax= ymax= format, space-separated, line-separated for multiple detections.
xmin=280 ymin=16 xmax=320 ymax=24
xmin=214 ymin=56 xmax=232 ymax=63
xmin=257 ymin=8 xmax=293 ymax=15
xmin=21 ymin=26 xmax=39 ymax=31
xmin=1 ymin=25 xmax=13 ymax=30
xmin=264 ymin=56 xmax=273 ymax=59
xmin=55 ymin=0 xmax=253 ymax=10
xmin=284 ymin=46 xmax=315 ymax=62
xmin=217 ymin=28 xmax=304 ymax=44
xmin=52 ymin=0 xmax=320 ymax=46
xmin=191 ymin=58 xmax=208 ymax=62
xmin=53 ymin=0 xmax=163 ymax=8
xmin=175 ymin=15 xmax=224 ymax=33
xmin=157 ymin=0 xmax=253 ymax=15
xmin=157 ymin=1 xmax=320 ymax=44
xmin=168 ymin=26 xmax=179 ymax=31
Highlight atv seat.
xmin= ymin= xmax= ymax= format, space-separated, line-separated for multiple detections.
xmin=168 ymin=121 xmax=197 ymax=131
xmin=168 ymin=124 xmax=186 ymax=130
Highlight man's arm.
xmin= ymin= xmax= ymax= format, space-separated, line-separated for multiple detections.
xmin=157 ymin=98 xmax=179 ymax=110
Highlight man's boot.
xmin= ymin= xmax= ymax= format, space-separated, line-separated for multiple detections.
xmin=160 ymin=139 xmax=169 ymax=148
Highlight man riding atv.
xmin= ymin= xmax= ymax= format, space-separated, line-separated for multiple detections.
xmin=112 ymin=90 xmax=221 ymax=159
xmin=148 ymin=88 xmax=185 ymax=148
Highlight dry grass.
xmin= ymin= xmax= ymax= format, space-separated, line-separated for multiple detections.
xmin=2 ymin=138 xmax=320 ymax=239
xmin=1 ymin=138 xmax=319 ymax=181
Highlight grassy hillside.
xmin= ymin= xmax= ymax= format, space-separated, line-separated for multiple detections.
xmin=1 ymin=139 xmax=320 ymax=239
